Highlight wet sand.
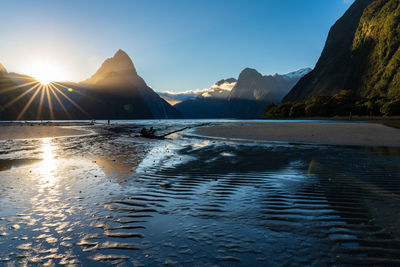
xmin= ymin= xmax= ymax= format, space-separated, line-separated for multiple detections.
xmin=0 ymin=125 xmax=90 ymax=140
xmin=0 ymin=121 xmax=400 ymax=265
xmin=196 ymin=122 xmax=400 ymax=147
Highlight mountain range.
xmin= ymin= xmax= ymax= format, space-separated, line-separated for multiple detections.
xmin=3 ymin=0 xmax=396 ymax=120
xmin=168 ymin=68 xmax=311 ymax=118
xmin=0 ymin=50 xmax=309 ymax=120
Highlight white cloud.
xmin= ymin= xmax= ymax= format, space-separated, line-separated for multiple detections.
xmin=158 ymin=80 xmax=237 ymax=105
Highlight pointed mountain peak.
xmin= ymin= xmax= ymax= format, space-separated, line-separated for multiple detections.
xmin=104 ymin=49 xmax=137 ymax=73
xmin=0 ymin=63 xmax=7 ymax=73
xmin=81 ymin=49 xmax=146 ymax=87
xmin=114 ymin=49 xmax=129 ymax=59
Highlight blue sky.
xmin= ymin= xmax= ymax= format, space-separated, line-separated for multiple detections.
xmin=0 ymin=0 xmax=354 ymax=92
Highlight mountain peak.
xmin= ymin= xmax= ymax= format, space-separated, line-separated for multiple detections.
xmin=113 ymin=49 xmax=130 ymax=59
xmin=82 ymin=49 xmax=145 ymax=87
xmin=238 ymin=68 xmax=262 ymax=80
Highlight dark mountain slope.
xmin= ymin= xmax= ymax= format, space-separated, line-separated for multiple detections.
xmin=0 ymin=66 xmax=40 ymax=120
xmin=349 ymin=0 xmax=400 ymax=97
xmin=283 ymin=0 xmax=375 ymax=101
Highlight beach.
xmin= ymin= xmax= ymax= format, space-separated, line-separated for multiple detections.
xmin=196 ymin=121 xmax=400 ymax=147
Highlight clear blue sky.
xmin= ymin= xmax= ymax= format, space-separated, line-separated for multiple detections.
xmin=0 ymin=0 xmax=354 ymax=92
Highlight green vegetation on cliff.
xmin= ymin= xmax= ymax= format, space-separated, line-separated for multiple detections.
xmin=350 ymin=0 xmax=400 ymax=97
xmin=278 ymin=0 xmax=400 ymax=119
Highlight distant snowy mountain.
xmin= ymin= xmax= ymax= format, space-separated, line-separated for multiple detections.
xmin=229 ymin=67 xmax=312 ymax=103
xmin=173 ymin=67 xmax=311 ymax=118
xmin=226 ymin=67 xmax=311 ymax=118
xmin=278 ymin=68 xmax=312 ymax=79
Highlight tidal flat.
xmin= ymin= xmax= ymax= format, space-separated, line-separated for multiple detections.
xmin=0 ymin=120 xmax=400 ymax=266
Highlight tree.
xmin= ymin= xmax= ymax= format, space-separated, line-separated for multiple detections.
xmin=331 ymin=90 xmax=356 ymax=116
xmin=265 ymin=104 xmax=279 ymax=118
xmin=289 ymin=102 xmax=306 ymax=118
xmin=275 ymin=102 xmax=293 ymax=118
xmin=380 ymin=99 xmax=400 ymax=116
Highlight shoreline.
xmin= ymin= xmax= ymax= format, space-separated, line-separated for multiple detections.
xmin=196 ymin=121 xmax=400 ymax=147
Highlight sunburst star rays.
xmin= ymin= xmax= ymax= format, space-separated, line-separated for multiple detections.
xmin=49 ymin=83 xmax=92 ymax=119
xmin=1 ymin=80 xmax=92 ymax=120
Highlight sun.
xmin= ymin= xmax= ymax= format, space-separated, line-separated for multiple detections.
xmin=25 ymin=62 xmax=67 ymax=85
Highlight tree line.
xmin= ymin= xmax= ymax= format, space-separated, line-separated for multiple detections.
xmin=265 ymin=90 xmax=400 ymax=118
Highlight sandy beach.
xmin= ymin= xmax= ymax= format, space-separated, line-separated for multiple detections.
xmin=196 ymin=122 xmax=400 ymax=147
xmin=0 ymin=124 xmax=90 ymax=140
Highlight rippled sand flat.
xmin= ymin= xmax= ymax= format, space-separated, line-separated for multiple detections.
xmin=0 ymin=121 xmax=399 ymax=266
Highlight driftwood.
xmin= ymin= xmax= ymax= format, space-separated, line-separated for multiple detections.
xmin=139 ymin=123 xmax=209 ymax=139
xmin=140 ymin=127 xmax=160 ymax=139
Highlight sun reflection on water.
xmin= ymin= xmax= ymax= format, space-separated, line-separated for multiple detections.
xmin=39 ymin=138 xmax=58 ymax=188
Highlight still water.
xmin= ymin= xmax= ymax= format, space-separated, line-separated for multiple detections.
xmin=0 ymin=120 xmax=399 ymax=266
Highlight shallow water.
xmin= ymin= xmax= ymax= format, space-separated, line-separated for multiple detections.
xmin=0 ymin=121 xmax=400 ymax=266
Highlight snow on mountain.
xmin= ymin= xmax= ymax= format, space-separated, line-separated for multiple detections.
xmin=277 ymin=68 xmax=312 ymax=79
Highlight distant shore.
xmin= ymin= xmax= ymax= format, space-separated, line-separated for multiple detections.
xmin=196 ymin=121 xmax=400 ymax=147
xmin=0 ymin=123 xmax=91 ymax=140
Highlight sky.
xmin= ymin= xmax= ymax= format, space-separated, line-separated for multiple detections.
xmin=0 ymin=0 xmax=354 ymax=92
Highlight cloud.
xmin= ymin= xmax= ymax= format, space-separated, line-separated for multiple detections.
xmin=200 ymin=81 xmax=236 ymax=98
xmin=158 ymin=79 xmax=237 ymax=105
